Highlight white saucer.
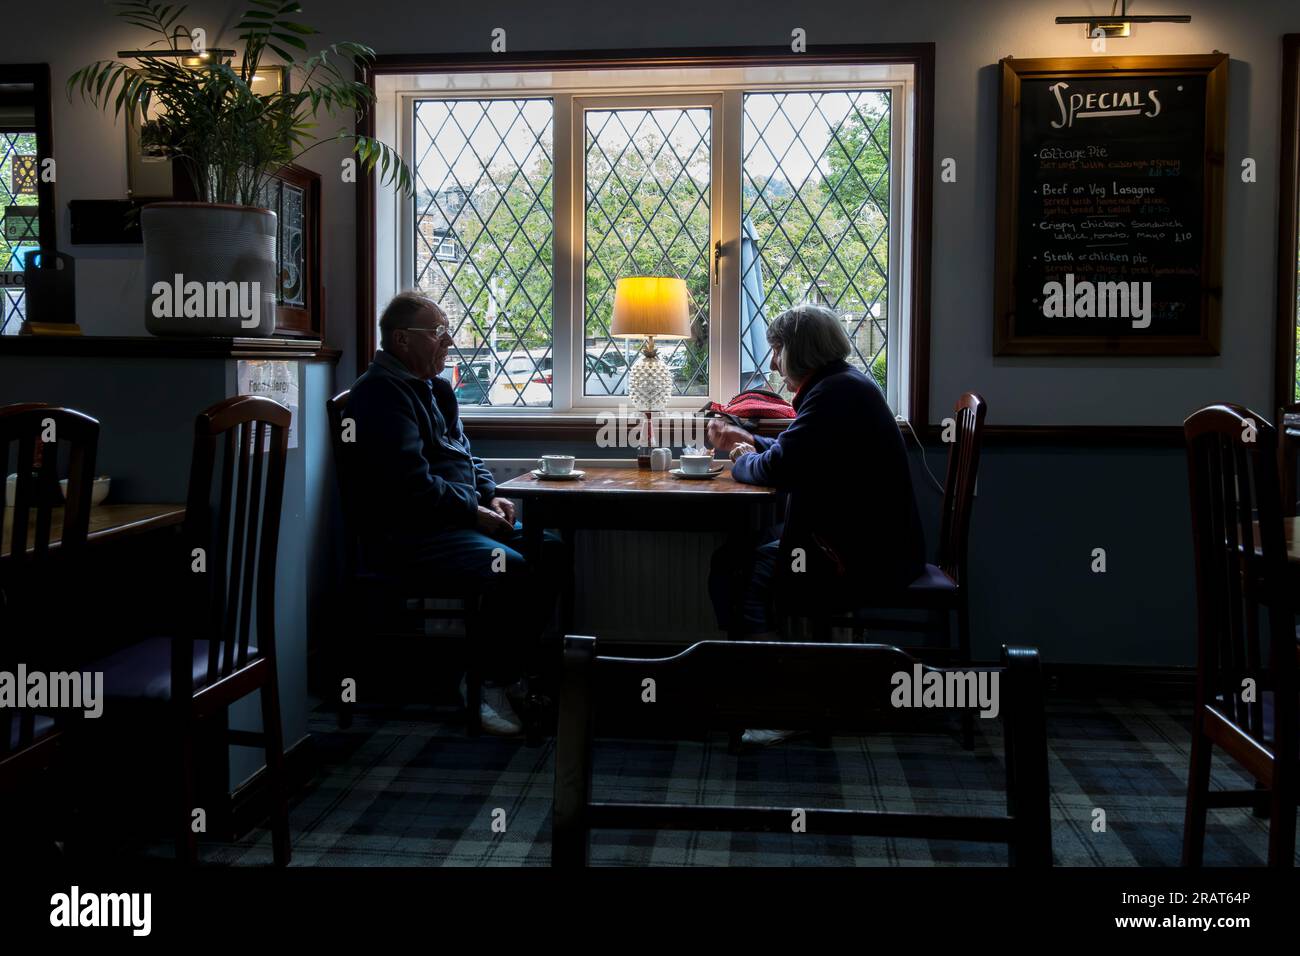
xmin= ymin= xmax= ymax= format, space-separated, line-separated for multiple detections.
xmin=531 ymin=469 xmax=585 ymax=481
xmin=670 ymin=465 xmax=724 ymax=479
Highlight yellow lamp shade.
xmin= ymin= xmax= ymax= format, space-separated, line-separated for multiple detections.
xmin=610 ymin=276 xmax=692 ymax=339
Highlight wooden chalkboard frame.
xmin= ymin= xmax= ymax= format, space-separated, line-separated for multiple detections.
xmin=993 ymin=54 xmax=1228 ymax=356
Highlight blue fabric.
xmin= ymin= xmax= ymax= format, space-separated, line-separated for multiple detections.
xmin=731 ymin=358 xmax=926 ymax=596
xmin=401 ymin=521 xmax=566 ymax=681
xmin=348 ymin=350 xmax=498 ymax=557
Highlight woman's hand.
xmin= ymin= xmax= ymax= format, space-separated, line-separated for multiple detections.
xmin=707 ymin=417 xmax=756 ymax=454
xmin=488 ymin=496 xmax=516 ymax=524
xmin=729 ymin=442 xmax=756 ymax=461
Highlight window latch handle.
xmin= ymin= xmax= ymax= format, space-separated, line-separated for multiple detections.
xmin=713 ymin=239 xmax=721 ymax=286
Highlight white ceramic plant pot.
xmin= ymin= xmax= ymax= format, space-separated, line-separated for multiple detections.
xmin=143 ymin=202 xmax=278 ymax=337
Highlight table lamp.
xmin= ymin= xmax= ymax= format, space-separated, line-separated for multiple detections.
xmin=611 ymin=276 xmax=692 ymax=467
xmin=611 ymin=276 xmax=692 ymax=407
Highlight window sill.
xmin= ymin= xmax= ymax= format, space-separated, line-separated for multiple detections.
xmin=461 ymin=412 xmax=793 ymax=442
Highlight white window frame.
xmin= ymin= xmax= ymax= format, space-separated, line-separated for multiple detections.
xmin=569 ymin=91 xmax=725 ymax=410
xmin=384 ymin=67 xmax=914 ymax=417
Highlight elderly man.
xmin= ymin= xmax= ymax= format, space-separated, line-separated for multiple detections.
xmin=708 ymin=304 xmax=926 ymax=745
xmin=347 ymin=291 xmax=558 ymax=735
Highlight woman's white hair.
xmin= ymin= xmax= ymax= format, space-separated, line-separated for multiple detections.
xmin=766 ymin=304 xmax=852 ymax=383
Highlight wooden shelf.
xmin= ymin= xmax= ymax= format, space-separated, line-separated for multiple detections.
xmin=0 ymin=335 xmax=340 ymax=362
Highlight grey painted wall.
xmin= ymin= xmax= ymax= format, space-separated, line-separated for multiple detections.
xmin=11 ymin=0 xmax=1294 ymax=424
xmin=5 ymin=0 xmax=1287 ymax=667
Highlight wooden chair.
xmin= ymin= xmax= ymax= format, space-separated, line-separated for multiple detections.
xmin=787 ymin=392 xmax=987 ymax=749
xmin=1183 ymin=403 xmax=1298 ymax=866
xmin=326 ymin=389 xmax=485 ymax=734
xmin=1277 ymin=402 xmax=1300 ymax=517
xmin=0 ymin=403 xmax=98 ymax=570
xmin=553 ymin=636 xmax=1050 ymax=867
xmin=0 ymin=405 xmax=97 ymax=825
xmin=85 ymin=396 xmax=292 ymax=865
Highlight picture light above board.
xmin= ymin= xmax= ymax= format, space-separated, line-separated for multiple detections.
xmin=993 ymin=53 xmax=1228 ymax=356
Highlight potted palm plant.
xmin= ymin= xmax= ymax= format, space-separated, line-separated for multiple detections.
xmin=69 ymin=0 xmax=412 ymax=336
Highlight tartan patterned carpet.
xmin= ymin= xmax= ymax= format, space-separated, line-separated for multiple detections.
xmin=175 ymin=694 xmax=1297 ymax=867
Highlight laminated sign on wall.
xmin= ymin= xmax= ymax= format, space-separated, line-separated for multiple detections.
xmin=237 ymin=359 xmax=299 ymax=449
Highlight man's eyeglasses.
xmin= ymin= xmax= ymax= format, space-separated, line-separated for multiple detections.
xmin=401 ymin=325 xmax=452 ymax=343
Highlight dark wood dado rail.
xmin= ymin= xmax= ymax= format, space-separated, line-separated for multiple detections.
xmin=0 ymin=335 xmax=341 ymax=362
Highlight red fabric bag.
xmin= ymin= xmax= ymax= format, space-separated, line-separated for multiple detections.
xmin=700 ymin=388 xmax=795 ymax=429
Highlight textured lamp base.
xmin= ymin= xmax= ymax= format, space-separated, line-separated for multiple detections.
xmin=628 ymin=348 xmax=673 ymax=411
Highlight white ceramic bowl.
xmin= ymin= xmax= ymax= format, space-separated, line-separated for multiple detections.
xmin=59 ymin=475 xmax=111 ymax=506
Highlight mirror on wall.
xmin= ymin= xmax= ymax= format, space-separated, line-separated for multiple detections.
xmin=0 ymin=64 xmax=55 ymax=336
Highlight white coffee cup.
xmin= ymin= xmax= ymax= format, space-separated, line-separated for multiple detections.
xmin=538 ymin=455 xmax=575 ymax=476
xmin=679 ymin=453 xmax=714 ymax=475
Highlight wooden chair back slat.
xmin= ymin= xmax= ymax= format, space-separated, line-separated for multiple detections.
xmin=221 ymin=421 xmax=253 ymax=679
xmin=237 ymin=422 xmax=267 ymax=671
xmin=255 ymin=421 xmax=287 ymax=676
xmin=204 ymin=430 xmax=235 ymax=682
xmin=8 ymin=433 xmax=34 ymax=560
xmin=31 ymin=439 xmax=57 ymax=560
xmin=937 ymin=392 xmax=986 ymax=583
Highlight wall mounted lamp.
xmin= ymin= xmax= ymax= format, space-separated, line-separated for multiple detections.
xmin=1056 ymin=1 xmax=1190 ymax=39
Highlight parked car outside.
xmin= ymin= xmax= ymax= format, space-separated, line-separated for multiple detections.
xmin=493 ymin=350 xmax=553 ymax=406
xmin=445 ymin=358 xmax=493 ymax=405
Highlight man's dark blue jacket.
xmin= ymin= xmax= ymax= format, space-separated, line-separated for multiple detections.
xmin=347 ymin=350 xmax=496 ymax=557
xmin=732 ymin=358 xmax=926 ymax=596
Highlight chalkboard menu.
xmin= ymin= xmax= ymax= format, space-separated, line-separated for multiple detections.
xmin=993 ymin=54 xmax=1227 ymax=355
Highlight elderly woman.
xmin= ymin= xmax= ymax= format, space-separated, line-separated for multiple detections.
xmin=707 ymin=305 xmax=926 ymax=743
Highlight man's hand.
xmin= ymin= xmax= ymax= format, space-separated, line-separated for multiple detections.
xmin=475 ymin=504 xmax=513 ymax=537
xmin=707 ymin=417 xmax=756 ymax=454
xmin=488 ymin=496 xmax=516 ymax=524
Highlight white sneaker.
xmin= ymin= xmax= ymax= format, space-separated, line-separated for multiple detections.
xmin=740 ymin=729 xmax=800 ymax=747
xmin=461 ymin=677 xmax=523 ymax=736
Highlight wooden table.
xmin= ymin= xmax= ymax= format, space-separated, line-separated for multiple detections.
xmin=497 ymin=465 xmax=780 ymax=641
xmin=1 ymin=503 xmax=186 ymax=558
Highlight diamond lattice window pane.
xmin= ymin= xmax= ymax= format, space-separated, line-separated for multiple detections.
xmin=413 ymin=98 xmax=554 ymax=406
xmin=584 ymin=107 xmax=711 ymax=398
xmin=1 ymin=131 xmax=39 ymax=336
xmin=741 ymin=91 xmax=891 ymax=396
